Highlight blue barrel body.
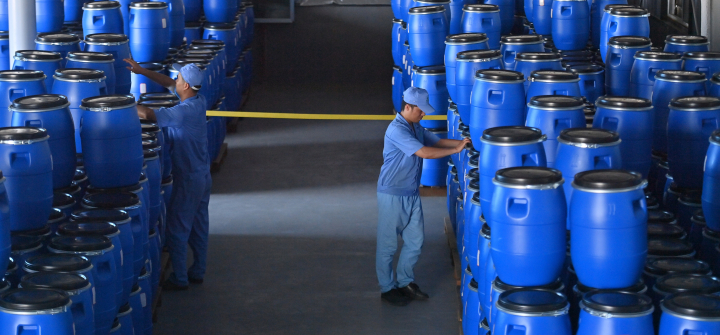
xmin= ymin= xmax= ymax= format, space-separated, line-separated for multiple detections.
xmin=629 ymin=52 xmax=683 ymax=100
xmin=408 ymin=6 xmax=447 ymax=67
xmin=664 ymin=35 xmax=710 ymax=56
xmin=412 ymin=0 xmax=451 ymax=25
xmin=421 ymin=128 xmax=449 ymax=186
xmin=138 ymin=268 xmax=153 ymax=334
xmin=445 ymin=33 xmax=489 ymax=103
xmin=464 ymin=196 xmax=483 ymax=277
xmin=449 ymin=0 xmax=470 ymax=34
xmin=667 ymin=97 xmax=720 ymax=189
xmin=525 ymin=71 xmax=581 ymax=105
xmin=576 ymin=291 xmax=654 ymax=335
xmin=477 ymin=223 xmax=491 ymax=312
xmin=0 ymin=289 xmax=75 ymax=335
xmin=0 ymin=71 xmax=47 ymax=127
xmin=412 ymin=66 xmax=449 ymax=128
xmin=130 ymin=63 xmax=168 ymax=100
xmin=500 ymin=35 xmax=544 ymax=72
xmin=393 ymin=19 xmax=407 ymax=67
xmin=184 ymin=0 xmax=201 ymax=21
xmin=12 ymin=51 xmax=62 ymax=91
xmin=10 ymin=95 xmax=76 ymax=189
xmin=149 ymin=229 xmax=160 ymax=300
xmin=129 ymin=2 xmax=170 ymax=63
xmin=151 ymin=0 xmax=185 ymax=48
xmin=20 ymin=272 xmax=95 ymax=335
xmin=532 ymin=0 xmax=553 ymax=35
xmin=658 ymin=294 xmax=720 ymax=335
xmin=514 ymin=53 xmax=563 ymax=91
xmin=392 ymin=66 xmax=403 ymax=112
xmin=570 ymin=170 xmax=648 ymax=289
xmin=184 ymin=22 xmax=202 ymax=44
xmin=591 ymin=0 xmax=627 ymax=49
xmin=703 ymin=132 xmax=720 ymax=232
xmin=461 ymin=5 xmax=502 ymax=49
xmin=65 ymin=52 xmax=116 ymax=95
xmin=455 ymin=50 xmax=502 ymax=124
xmin=0 ymin=128 xmax=53 ymax=231
xmin=481 ymin=247 xmax=496 ymax=322
xmin=493 ymin=289 xmax=572 ymax=335
xmin=484 ymin=0 xmax=514 ymax=35
xmin=651 ymin=71 xmax=707 ymax=154
xmin=606 ymin=36 xmax=652 ymax=97
xmin=490 ymin=167 xmax=566 ymax=286
xmin=449 ymin=173 xmax=459 ymax=229
xmin=80 ymin=95 xmax=143 ymax=188
xmin=569 ymin=64 xmax=605 ymax=105
xmin=36 ymin=0 xmax=64 ymax=33
xmin=82 ymin=1 xmax=124 ymax=37
xmin=117 ymin=303 xmax=134 ymax=335
xmin=143 ymin=151 xmax=162 ymax=229
xmin=593 ymin=96 xmax=654 ymax=178
xmin=84 ymin=34 xmax=132 ymax=95
xmin=128 ymin=284 xmax=144 ymax=335
xmin=470 ymin=70 xmax=526 ymax=145
xmin=204 ymin=0 xmax=237 ymax=23
xmin=699 ymin=229 xmax=720 ymax=274
xmin=35 ymin=34 xmax=82 ymax=67
xmin=204 ymin=23 xmax=238 ymax=69
xmin=683 ymin=52 xmax=720 ymax=92
xmin=524 ymin=0 xmax=533 ymax=21
xmin=551 ymin=0 xmax=590 ymax=51
xmin=463 ymin=279 xmax=480 ymax=335
xmin=525 ymin=96 xmax=585 ymax=168
xmin=600 ymin=8 xmax=650 ymax=64
xmin=51 ymin=69 xmax=108 ymax=154
xmin=0 ymin=33 xmax=7 ymax=71
xmin=0 ymin=178 xmax=8 ymax=275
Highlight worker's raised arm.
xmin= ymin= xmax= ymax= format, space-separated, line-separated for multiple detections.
xmin=415 ymin=138 xmax=469 ymax=159
xmin=125 ymin=58 xmax=176 ymax=89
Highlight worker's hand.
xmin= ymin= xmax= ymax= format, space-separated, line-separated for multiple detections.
xmin=124 ymin=58 xmax=144 ymax=74
xmin=455 ymin=138 xmax=471 ymax=153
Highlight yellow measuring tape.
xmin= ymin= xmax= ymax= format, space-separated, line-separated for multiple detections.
xmin=205 ymin=111 xmax=448 ymax=121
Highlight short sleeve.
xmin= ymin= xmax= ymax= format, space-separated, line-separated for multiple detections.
xmin=387 ymin=127 xmax=424 ymax=157
xmin=154 ymin=105 xmax=185 ymax=128
xmin=423 ymin=128 xmax=441 ymax=147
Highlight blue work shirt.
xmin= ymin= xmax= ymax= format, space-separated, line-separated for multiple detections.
xmin=155 ymin=93 xmax=210 ymax=176
xmin=377 ymin=114 xmax=441 ymax=196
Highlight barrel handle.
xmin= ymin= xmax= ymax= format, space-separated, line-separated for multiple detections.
xmin=552 ymin=89 xmax=569 ymax=96
xmin=10 ymin=152 xmax=30 ymax=169
xmin=481 ymin=18 xmax=493 ymax=28
xmin=560 ymin=5 xmax=572 ymax=16
xmin=593 ymin=155 xmax=615 ymax=169
xmin=632 ymin=196 xmax=646 ymax=219
xmin=503 ymin=50 xmax=516 ymax=63
xmin=93 ymin=15 xmax=105 ymax=27
xmin=9 ymin=89 xmax=25 ymax=103
xmin=487 ymin=90 xmax=504 ymax=105
xmin=506 ymin=197 xmax=529 ymax=219
xmin=522 ymin=153 xmax=541 ymax=166
xmin=506 ymin=325 xmax=527 ymax=335
xmin=646 ymin=67 xmax=661 ymax=82
xmin=583 ymin=79 xmax=597 ymax=89
xmin=609 ymin=21 xmax=618 ymax=33
xmin=70 ymin=300 xmax=86 ymax=320
xmin=609 ymin=51 xmax=621 ymax=67
xmin=16 ymin=326 xmax=41 ymax=334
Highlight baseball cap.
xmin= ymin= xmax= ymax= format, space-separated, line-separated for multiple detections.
xmin=171 ymin=63 xmax=204 ymax=89
xmin=403 ymin=87 xmax=435 ymax=114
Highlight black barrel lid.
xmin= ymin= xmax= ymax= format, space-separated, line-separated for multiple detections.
xmin=596 ymin=96 xmax=652 ymax=109
xmin=415 ymin=66 xmax=445 ymax=74
xmin=141 ymin=123 xmax=161 ymax=134
xmin=48 ymin=208 xmax=64 ymax=222
xmin=73 ymin=169 xmax=86 ymax=181
xmin=25 ymin=254 xmax=91 ymax=272
xmin=569 ymin=64 xmax=604 ymax=74
xmin=670 ymin=96 xmax=720 ymax=110
xmin=80 ymin=95 xmax=136 ymax=109
xmin=683 ymin=52 xmax=720 ymax=60
xmin=129 ymin=1 xmax=167 ymax=8
xmin=577 ymin=279 xmax=646 ymax=294
xmin=87 ymin=182 xmax=141 ymax=196
xmin=55 ymin=183 xmax=80 ymax=195
xmin=53 ymin=192 xmax=74 ymax=207
xmin=481 ymin=222 xmax=491 ymax=237
xmin=610 ymin=7 xmax=648 ymax=16
xmin=14 ymin=50 xmax=62 ymax=60
xmin=58 ymin=222 xmax=118 ymax=237
xmin=190 ymin=39 xmax=225 ymax=46
xmin=679 ymin=190 xmax=702 ymax=204
xmin=174 ymin=59 xmax=208 ymax=69
xmin=530 ymin=70 xmax=578 ymax=81
xmin=482 ymin=126 xmax=543 ymax=143
xmin=635 ymin=51 xmax=682 ymax=60
xmin=66 ymin=51 xmax=113 ymax=62
xmin=648 ymin=210 xmax=676 ymax=223
xmin=185 ymin=21 xmax=202 ymax=28
xmin=11 ymin=235 xmax=43 ymax=251
xmin=495 ymin=167 xmax=563 ymax=185
xmin=573 ymin=170 xmax=644 ymax=190
xmin=559 ymin=128 xmax=619 ymax=144
xmin=456 ymin=49 xmax=501 ymax=61
xmin=139 ymin=100 xmax=178 ymax=108
xmin=446 ymin=33 xmax=488 ymax=43
xmin=712 ymin=129 xmax=720 ymax=143
xmin=0 ymin=288 xmax=70 ymax=310
xmin=468 ymin=167 xmax=479 ymax=180
xmin=463 ymin=4 xmax=499 ymax=12
xmin=497 ymin=289 xmax=567 ymax=313
xmin=54 ymin=69 xmax=105 ymax=80
xmin=12 ymin=94 xmax=68 ymax=110
xmin=529 ymin=96 xmax=584 ymax=109
xmin=84 ymin=33 xmax=128 ymax=43
xmin=0 ymin=70 xmax=45 ymax=80
xmin=656 ymin=70 xmax=706 ymax=81
xmin=408 ymin=5 xmax=445 ymax=13
xmin=647 ymin=223 xmax=686 ymax=240
xmin=646 ymin=258 xmax=712 ymax=277
xmin=666 ymin=35 xmax=709 ymax=45
xmin=11 ymin=224 xmax=50 ymax=238
xmin=139 ymin=93 xmax=179 ymax=102
xmin=663 ymin=293 xmax=720 ymax=318
xmin=49 ymin=235 xmax=112 ymax=252
xmin=7 ymin=257 xmax=16 ymax=272
xmin=495 ymin=277 xmax=563 ymax=292
xmin=516 ymin=52 xmax=562 ymax=61
xmin=82 ymin=192 xmax=139 ymax=209
xmin=36 ymin=33 xmax=80 ymax=43
xmin=608 ymin=36 xmax=652 ymax=47
xmin=162 ymin=175 xmax=173 ymax=184
xmin=21 ymin=272 xmax=88 ymax=291
xmin=70 ymin=209 xmax=129 ymax=223
xmin=475 ymin=69 xmax=524 ymax=81
xmin=648 ymin=238 xmax=695 ymax=257
xmin=656 ymin=274 xmax=720 ymax=295
xmin=0 ymin=127 xmax=48 ymax=141
xmin=582 ymin=291 xmax=652 ymax=314
xmin=502 ymin=35 xmax=543 ymax=44
xmin=84 ymin=1 xmax=120 ymax=8
xmin=204 ymin=22 xmax=236 ymax=30
xmin=604 ymin=4 xmax=636 ymax=11
xmin=468 ymin=178 xmax=479 ymax=191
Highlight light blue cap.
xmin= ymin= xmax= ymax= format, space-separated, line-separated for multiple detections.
xmin=172 ymin=63 xmax=205 ymax=88
xmin=402 ymin=87 xmax=435 ymax=114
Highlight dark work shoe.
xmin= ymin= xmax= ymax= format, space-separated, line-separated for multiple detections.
xmin=381 ymin=288 xmax=411 ymax=306
xmin=188 ymin=277 xmax=204 ymax=284
xmin=399 ymin=283 xmax=429 ymax=300
xmin=162 ymin=279 xmax=189 ymax=291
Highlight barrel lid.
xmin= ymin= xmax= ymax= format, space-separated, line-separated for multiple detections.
xmin=648 ymin=210 xmax=676 ymax=223
xmin=73 ymin=169 xmax=86 ymax=180
xmin=495 ymin=167 xmax=563 ymax=186
xmin=12 ymin=94 xmax=69 ymax=110
xmin=446 ymin=33 xmax=488 ymax=44
xmin=596 ymin=96 xmax=652 ymax=109
xmin=463 ymin=4 xmax=499 ymax=12
xmin=568 ymin=64 xmax=604 ymax=74
xmin=712 ymin=129 xmax=720 ymax=143
xmin=185 ymin=21 xmax=202 ymax=28
xmin=683 ymin=52 xmax=720 ymax=60
xmin=0 ymin=127 xmax=48 ymax=141
xmin=130 ymin=2 xmax=167 ymax=8
xmin=58 ymin=222 xmax=118 ymax=237
xmin=178 ymin=54 xmax=213 ymax=61
xmin=139 ymin=100 xmax=178 ymax=108
xmin=647 ymin=223 xmax=686 ymax=240
xmin=582 ymin=291 xmax=652 ymax=314
xmin=190 ymin=39 xmax=225 ymax=46
xmin=21 ymin=272 xmax=89 ymax=291
xmin=53 ymin=192 xmax=74 ymax=208
xmin=70 ymin=209 xmax=129 ymax=223
xmin=663 ymin=293 xmax=720 ymax=318
xmin=0 ymin=288 xmax=70 ymax=310
xmin=495 ymin=277 xmax=563 ymax=292
xmin=184 ymin=50 xmax=217 ymax=57
xmin=656 ymin=274 xmax=720 ymax=295
xmin=573 ymin=170 xmax=643 ymax=190
xmin=82 ymin=192 xmax=139 ymax=208
xmin=516 ymin=52 xmax=561 ymax=61
xmin=475 ymin=69 xmax=523 ymax=81
xmin=49 ymin=208 xmax=64 ymax=222
xmin=0 ymin=70 xmax=45 ymax=80
xmin=458 ymin=123 xmax=469 ymax=131
xmin=529 ymin=96 xmax=584 ymax=109
xmin=502 ymin=35 xmax=543 ymax=44
xmin=11 ymin=235 xmax=43 ymax=251
xmin=84 ymin=1 xmax=120 ymax=8
xmin=162 ymin=175 xmax=173 ymax=184
xmin=6 ymin=257 xmax=16 ymax=272
xmin=679 ymin=190 xmax=702 ymax=204
xmin=36 ymin=33 xmax=80 ymax=43
xmin=84 ymin=33 xmax=128 ymax=43
xmin=26 ymin=254 xmax=92 ymax=273
xmin=468 ymin=179 xmax=479 ymax=192
xmin=608 ymin=36 xmax=652 ymax=47
xmin=415 ymin=65 xmax=445 ymax=74
xmin=670 ymin=96 xmax=720 ymax=110
xmin=11 ymin=223 xmax=50 ymax=238
xmin=648 ymin=238 xmax=695 ymax=257
xmin=456 ymin=49 xmax=501 ymax=61
xmin=139 ymin=93 xmax=179 ymax=102
xmin=560 ymin=128 xmax=620 ymax=145
xmin=141 ymin=123 xmax=161 ymax=134
xmin=530 ymin=70 xmax=578 ymax=81
xmin=174 ymin=59 xmax=209 ymax=69
xmin=468 ymin=168 xmax=479 ymax=180
xmin=604 ymin=4 xmax=635 ymax=11
xmin=55 ymin=183 xmax=80 ymax=195
xmin=204 ymin=22 xmax=237 ymax=31
xmin=610 ymin=7 xmax=648 ymax=16
xmin=481 ymin=126 xmax=543 ymax=143
xmin=67 ymin=51 xmax=113 ymax=62
xmin=135 ymin=62 xmax=164 ymax=72
xmin=14 ymin=50 xmax=62 ymax=60
xmin=497 ymin=289 xmax=567 ymax=313
xmin=49 ymin=235 xmax=112 ymax=252
xmin=666 ymin=35 xmax=709 ymax=45
xmin=635 ymin=51 xmax=682 ymax=60
xmin=656 ymin=70 xmax=706 ymax=81
xmin=81 ymin=95 xmax=136 ymax=109
xmin=55 ymin=68 xmax=105 ymax=80
xmin=143 ymin=141 xmax=158 ymax=152
xmin=577 ymin=279 xmax=646 ymax=294
xmin=119 ymin=302 xmax=131 ymax=314
xmin=646 ymin=258 xmax=712 ymax=277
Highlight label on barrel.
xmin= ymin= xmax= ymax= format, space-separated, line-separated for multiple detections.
xmin=120 ymin=252 xmax=123 ymax=266
xmin=392 ymin=76 xmax=395 ymax=85
xmin=141 ymin=293 xmax=147 ymax=307
xmin=140 ymin=83 xmax=147 ymax=94
xmin=93 ymin=287 xmax=96 ymax=304
xmin=540 ymin=0 xmax=544 ymax=6
xmin=162 ymin=18 xmax=167 ymax=29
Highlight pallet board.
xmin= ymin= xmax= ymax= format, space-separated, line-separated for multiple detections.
xmin=211 ymin=143 xmax=229 ymax=173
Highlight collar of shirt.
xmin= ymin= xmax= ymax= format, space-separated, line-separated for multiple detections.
xmin=394 ymin=113 xmax=421 ymax=136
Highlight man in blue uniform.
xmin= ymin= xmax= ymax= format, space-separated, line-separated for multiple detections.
xmin=377 ymin=87 xmax=470 ymax=306
xmin=126 ymin=59 xmax=212 ymax=291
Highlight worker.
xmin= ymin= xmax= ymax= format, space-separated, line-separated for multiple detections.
xmin=376 ymin=87 xmax=470 ymax=306
xmin=126 ymin=59 xmax=212 ymax=291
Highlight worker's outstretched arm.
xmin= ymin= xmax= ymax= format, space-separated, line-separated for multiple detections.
xmin=124 ymin=58 xmax=176 ymax=89
xmin=415 ymin=138 xmax=470 ymax=159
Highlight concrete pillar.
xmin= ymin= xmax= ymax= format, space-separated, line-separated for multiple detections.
xmin=8 ymin=0 xmax=37 ymax=69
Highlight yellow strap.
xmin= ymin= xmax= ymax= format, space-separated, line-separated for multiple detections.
xmin=205 ymin=111 xmax=448 ymax=121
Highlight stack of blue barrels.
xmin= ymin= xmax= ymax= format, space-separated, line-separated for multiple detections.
xmin=392 ymin=0 xmax=720 ymax=333
xmin=0 ymin=0 xmax=254 ymax=334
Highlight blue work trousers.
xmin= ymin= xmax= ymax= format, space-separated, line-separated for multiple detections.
xmin=376 ymin=192 xmax=425 ymax=293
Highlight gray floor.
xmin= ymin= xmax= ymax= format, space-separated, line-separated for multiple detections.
xmin=152 ymin=5 xmax=459 ymax=335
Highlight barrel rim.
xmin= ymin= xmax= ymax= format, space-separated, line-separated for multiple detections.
xmin=35 ymin=32 xmax=81 ymax=44
xmin=496 ymin=288 xmax=570 ymax=316
xmin=13 ymin=50 xmax=62 ymax=61
xmin=645 ymin=257 xmax=712 ymax=277
xmin=20 ymin=272 xmax=91 ymax=295
xmin=445 ymin=33 xmax=488 ymax=45
xmin=129 ymin=1 xmax=168 ymax=9
xmin=0 ymin=127 xmax=50 ymax=144
xmin=595 ymin=96 xmax=653 ymax=110
xmin=10 ymin=94 xmax=71 ymax=112
xmin=669 ymin=96 xmax=720 ymax=110
xmin=58 ymin=221 xmax=120 ymax=239
xmin=634 ymin=51 xmax=683 ymax=61
xmin=70 ymin=209 xmax=131 ymax=225
xmin=462 ymin=4 xmax=499 ymax=12
xmin=66 ymin=51 xmax=114 ymax=62
xmin=493 ymin=167 xmax=564 ymax=189
xmin=83 ymin=33 xmax=129 ymax=44
xmin=665 ymin=35 xmax=710 ymax=45
xmin=83 ymin=0 xmax=121 ymax=9
xmin=0 ymin=288 xmax=72 ymax=313
xmin=501 ymin=34 xmax=543 ymax=44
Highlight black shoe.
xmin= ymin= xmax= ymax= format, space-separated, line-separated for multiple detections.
xmin=381 ymin=288 xmax=411 ymax=306
xmin=399 ymin=283 xmax=429 ymax=300
xmin=188 ymin=277 xmax=204 ymax=284
xmin=162 ymin=279 xmax=189 ymax=291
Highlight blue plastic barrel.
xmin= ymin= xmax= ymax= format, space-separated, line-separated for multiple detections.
xmin=393 ymin=19 xmax=406 ymax=67
xmin=470 ymin=70 xmax=526 ymax=143
xmin=500 ymin=35 xmax=544 ymax=71
xmin=0 ymin=288 xmax=74 ymax=335
xmin=493 ymin=289 xmax=572 ymax=334
xmin=591 ymin=0 xmax=627 ymax=49
xmin=184 ymin=21 xmax=202 ymax=44
xmin=525 ymin=96 xmax=585 ymax=168
xmin=184 ymin=0 xmax=201 ymax=22
xmin=10 ymin=94 xmax=75 ymax=190
xmin=455 ymin=50 xmax=502 ymax=124
xmin=489 ymin=278 xmax=565 ymax=325
xmin=83 ymin=34 xmax=132 ymax=95
xmin=35 ymin=34 xmax=81 ymax=67
xmin=142 ymin=147 xmax=162 ymax=230
xmin=20 ymin=272 xmax=95 ymax=335
xmin=35 ymin=0 xmax=64 ymax=33
xmin=129 ymin=2 xmax=170 ymax=63
xmin=408 ymin=6 xmax=447 ymax=67
xmin=683 ymin=52 xmax=720 ymax=92
xmin=12 ymin=50 xmax=62 ymax=91
xmin=129 ymin=63 xmax=168 ymax=99
xmin=64 ymin=0 xmax=86 ymax=22
xmin=128 ymin=283 xmax=144 ymax=334
xmin=700 ymin=228 xmax=720 ymax=274
xmin=703 ymin=130 xmax=720 ymax=232
xmin=629 ymin=51 xmax=683 ymax=100
xmin=652 ymin=70 xmax=707 ymax=154
xmin=204 ymin=0 xmax=237 ymax=23
xmin=0 ymin=177 xmax=7 ymax=275
xmin=567 ymin=64 xmax=605 ymax=105
xmin=644 ymin=258 xmax=712 ymax=296
xmin=577 ymin=291 xmax=654 ymax=335
xmin=10 ymin=235 xmax=45 ymax=279
xmin=392 ymin=66 xmax=403 ymax=112
xmin=420 ymin=128 xmax=450 ymax=186
xmin=66 ymin=52 xmax=116 ymax=95
xmin=448 ymin=0 xmax=471 ymax=34
xmin=148 ymin=229 xmax=160 ymax=299
xmin=204 ymin=23 xmax=238 ymax=70
xmin=606 ymin=36 xmax=652 ymax=96
xmin=490 ymin=167 xmax=566 ymax=286
xmin=412 ymin=0 xmax=451 ymax=25
xmin=138 ymin=267 xmax=152 ymax=334
xmin=598 ymin=4 xmax=635 ymax=58
xmin=532 ymin=0 xmax=553 ymax=36
xmin=484 ymin=0 xmax=514 ymax=35
xmin=514 ymin=52 xmax=563 ymax=91
xmin=658 ymin=293 xmax=720 ymax=335
xmin=463 ymin=278 xmax=480 ymax=335
xmin=82 ymin=1 xmax=124 ymax=37
xmin=23 ymin=254 xmax=96 ymax=301
xmin=150 ymin=0 xmax=185 ymax=48
xmin=600 ymin=8 xmax=650 ymax=63
xmin=461 ymin=4 xmax=501 ymax=49
xmin=551 ymin=0 xmax=589 ymax=51
xmin=412 ymin=66 xmax=449 ymax=128
xmin=570 ymin=170 xmax=647 ymax=288
xmin=664 ymin=35 xmax=710 ymax=56
xmin=445 ymin=33 xmax=489 ymax=103
xmin=0 ymin=32 xmax=7 ymax=71
xmin=525 ymin=70 xmax=581 ymax=106
xmin=117 ymin=303 xmax=134 ymax=335
xmin=0 ymin=71 xmax=47 ymax=127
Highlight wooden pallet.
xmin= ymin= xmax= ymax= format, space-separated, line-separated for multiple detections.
xmin=419 ymin=185 xmax=446 ymax=197
xmin=210 ymin=143 xmax=228 ymax=173
xmin=152 ymin=250 xmax=171 ymax=323
xmin=445 ymin=217 xmax=464 ymax=327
